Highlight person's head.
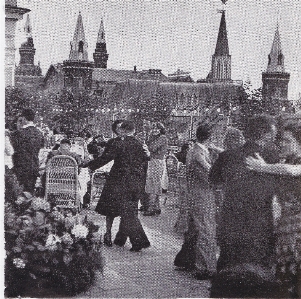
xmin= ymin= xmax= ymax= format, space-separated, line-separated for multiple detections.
xmin=18 ymin=108 xmax=35 ymax=127
xmin=180 ymin=143 xmax=191 ymax=154
xmin=120 ymin=120 xmax=135 ymax=136
xmin=244 ymin=115 xmax=277 ymax=144
xmin=112 ymin=119 xmax=124 ymax=136
xmin=53 ymin=128 xmax=59 ymax=135
xmin=59 ymin=138 xmax=71 ymax=151
xmin=280 ymin=124 xmax=301 ymax=157
xmin=223 ymin=127 xmax=245 ymax=150
xmin=85 ymin=132 xmax=92 ymax=139
xmin=196 ymin=124 xmax=212 ymax=144
xmin=151 ymin=122 xmax=166 ymax=136
xmin=66 ymin=130 xmax=74 ymax=139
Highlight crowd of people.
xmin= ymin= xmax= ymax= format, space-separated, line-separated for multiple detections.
xmin=5 ymin=108 xmax=301 ymax=297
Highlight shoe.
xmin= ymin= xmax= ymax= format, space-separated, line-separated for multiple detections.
xmin=103 ymin=233 xmax=112 ymax=247
xmin=114 ymin=239 xmax=126 ymax=247
xmin=130 ymin=242 xmax=151 ymax=252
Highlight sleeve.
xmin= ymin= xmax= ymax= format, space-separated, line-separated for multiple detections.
xmin=87 ymin=139 xmax=118 ymax=172
xmin=209 ymin=154 xmax=225 ymax=186
xmin=10 ymin=130 xmax=19 ymax=150
xmin=195 ymin=148 xmax=211 ymax=172
xmin=38 ymin=130 xmax=45 ymax=150
xmin=5 ymin=136 xmax=14 ymax=156
xmin=46 ymin=151 xmax=55 ymax=165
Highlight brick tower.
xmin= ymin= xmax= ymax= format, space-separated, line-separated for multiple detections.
xmin=63 ymin=12 xmax=94 ymax=90
xmin=93 ymin=18 xmax=109 ymax=68
xmin=262 ymin=26 xmax=290 ymax=109
xmin=210 ymin=10 xmax=231 ymax=82
xmin=15 ymin=14 xmax=43 ymax=88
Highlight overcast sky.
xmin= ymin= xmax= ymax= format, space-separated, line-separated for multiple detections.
xmin=15 ymin=0 xmax=301 ymax=102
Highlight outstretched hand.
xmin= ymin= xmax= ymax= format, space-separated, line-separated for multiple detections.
xmin=142 ymin=143 xmax=151 ymax=157
xmin=246 ymin=153 xmax=266 ymax=171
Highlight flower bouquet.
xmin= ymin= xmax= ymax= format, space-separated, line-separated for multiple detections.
xmin=5 ymin=194 xmax=103 ymax=297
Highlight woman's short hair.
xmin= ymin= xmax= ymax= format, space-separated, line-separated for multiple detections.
xmin=112 ymin=119 xmax=123 ymax=134
xmin=284 ymin=123 xmax=301 ymax=144
xmin=120 ymin=120 xmax=135 ymax=133
xmin=196 ymin=124 xmax=212 ymax=143
xmin=20 ymin=108 xmax=35 ymax=121
xmin=156 ymin=122 xmax=166 ymax=135
xmin=223 ymin=127 xmax=245 ymax=150
xmin=244 ymin=114 xmax=276 ymax=141
xmin=60 ymin=138 xmax=71 ymax=146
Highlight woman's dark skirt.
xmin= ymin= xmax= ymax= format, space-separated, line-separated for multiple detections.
xmin=95 ymin=178 xmax=122 ymax=217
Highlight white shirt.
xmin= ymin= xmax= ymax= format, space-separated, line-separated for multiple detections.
xmin=22 ymin=122 xmax=35 ymax=129
xmin=195 ymin=142 xmax=210 ymax=156
xmin=5 ymin=135 xmax=14 ymax=169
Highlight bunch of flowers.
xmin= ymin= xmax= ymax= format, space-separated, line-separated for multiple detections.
xmin=5 ymin=194 xmax=103 ymax=297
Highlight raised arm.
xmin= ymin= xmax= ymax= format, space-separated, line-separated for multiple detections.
xmin=246 ymin=153 xmax=301 ymax=177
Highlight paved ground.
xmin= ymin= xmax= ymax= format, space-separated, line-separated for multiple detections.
xmin=77 ymin=194 xmax=211 ymax=298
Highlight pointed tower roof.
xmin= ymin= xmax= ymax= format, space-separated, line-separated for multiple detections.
xmin=266 ymin=26 xmax=285 ymax=73
xmin=69 ymin=12 xmax=89 ymax=61
xmin=72 ymin=12 xmax=86 ymax=44
xmin=214 ymin=11 xmax=229 ymax=56
xmin=24 ymin=14 xmax=32 ymax=38
xmin=97 ymin=18 xmax=106 ymax=44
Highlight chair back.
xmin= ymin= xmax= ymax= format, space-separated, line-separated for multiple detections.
xmin=45 ymin=155 xmax=79 ymax=208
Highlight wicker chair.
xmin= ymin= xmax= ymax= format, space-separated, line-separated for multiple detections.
xmin=45 ymin=155 xmax=80 ymax=209
xmin=90 ymin=170 xmax=107 ymax=205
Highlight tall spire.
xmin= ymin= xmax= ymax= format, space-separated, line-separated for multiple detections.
xmin=210 ymin=10 xmax=231 ymax=82
xmin=97 ymin=18 xmax=106 ymax=43
xmin=24 ymin=14 xmax=32 ymax=38
xmin=69 ymin=12 xmax=89 ymax=61
xmin=266 ymin=26 xmax=285 ymax=73
xmin=15 ymin=14 xmax=42 ymax=78
xmin=93 ymin=18 xmax=109 ymax=68
xmin=214 ymin=11 xmax=229 ymax=56
xmin=262 ymin=25 xmax=290 ymax=110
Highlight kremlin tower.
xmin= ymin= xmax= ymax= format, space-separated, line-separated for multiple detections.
xmin=15 ymin=14 xmax=43 ymax=88
xmin=93 ymin=19 xmax=109 ymax=68
xmin=262 ymin=26 xmax=290 ymax=112
xmin=209 ymin=10 xmax=231 ymax=82
xmin=62 ymin=12 xmax=94 ymax=90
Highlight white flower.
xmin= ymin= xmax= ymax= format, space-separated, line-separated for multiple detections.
xmin=45 ymin=234 xmax=61 ymax=251
xmin=71 ymin=224 xmax=89 ymax=239
xmin=31 ymin=198 xmax=50 ymax=212
xmin=61 ymin=233 xmax=73 ymax=245
xmin=13 ymin=258 xmax=26 ymax=268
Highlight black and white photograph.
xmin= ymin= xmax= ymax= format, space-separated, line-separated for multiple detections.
xmin=3 ymin=0 xmax=301 ymax=297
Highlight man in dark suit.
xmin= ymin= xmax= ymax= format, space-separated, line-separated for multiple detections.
xmin=209 ymin=114 xmax=280 ymax=298
xmin=87 ymin=120 xmax=150 ymax=252
xmin=11 ymin=109 xmax=44 ymax=194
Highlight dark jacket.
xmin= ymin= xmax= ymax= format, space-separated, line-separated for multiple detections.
xmin=209 ymin=141 xmax=279 ymax=270
xmin=11 ymin=126 xmax=44 ymax=177
xmin=88 ymin=136 xmax=149 ymax=192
